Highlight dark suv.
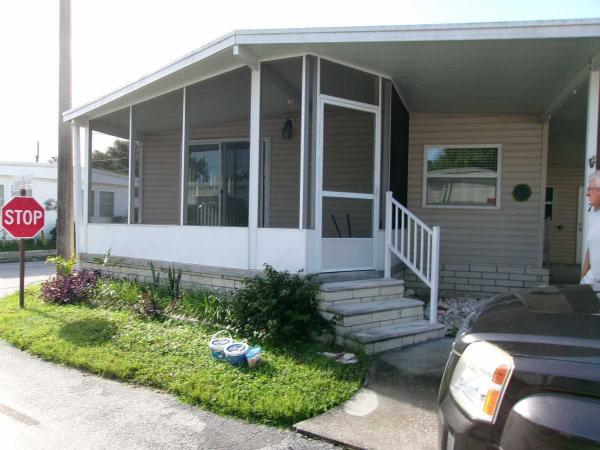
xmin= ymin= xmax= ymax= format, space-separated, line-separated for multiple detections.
xmin=437 ymin=284 xmax=600 ymax=450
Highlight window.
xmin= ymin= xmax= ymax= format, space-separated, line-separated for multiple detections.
xmin=186 ymin=140 xmax=249 ymax=227
xmin=545 ymin=186 xmax=554 ymax=221
xmin=424 ymin=145 xmax=501 ymax=208
xmin=99 ymin=191 xmax=115 ymax=218
xmin=90 ymin=190 xmax=95 ymax=218
xmin=89 ymin=107 xmax=130 ymax=223
xmin=11 ymin=185 xmax=32 ymax=197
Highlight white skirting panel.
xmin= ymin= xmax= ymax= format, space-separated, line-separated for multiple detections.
xmin=321 ymin=238 xmax=374 ymax=272
xmin=255 ymin=228 xmax=307 ymax=272
xmin=86 ymin=224 xmax=249 ymax=269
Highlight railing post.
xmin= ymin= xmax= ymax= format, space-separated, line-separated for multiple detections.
xmin=384 ymin=191 xmax=392 ymax=279
xmin=429 ymin=226 xmax=440 ymax=324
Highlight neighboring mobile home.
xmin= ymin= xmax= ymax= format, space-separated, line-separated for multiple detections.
xmin=63 ymin=19 xmax=600 ymax=352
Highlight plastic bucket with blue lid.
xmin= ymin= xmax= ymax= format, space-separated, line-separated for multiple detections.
xmin=209 ymin=330 xmax=233 ymax=360
xmin=224 ymin=340 xmax=248 ymax=366
xmin=246 ymin=346 xmax=262 ymax=369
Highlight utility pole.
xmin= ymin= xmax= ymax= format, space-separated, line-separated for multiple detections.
xmin=57 ymin=0 xmax=73 ymax=258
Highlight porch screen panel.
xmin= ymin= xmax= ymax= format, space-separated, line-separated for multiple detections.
xmin=132 ymin=89 xmax=183 ymax=224
xmin=425 ymin=147 xmax=499 ymax=207
xmin=322 ymin=198 xmax=372 ymax=238
xmin=259 ymin=57 xmax=303 ymax=228
xmin=320 ymin=59 xmax=379 ymax=106
xmin=185 ymin=68 xmax=251 ymax=227
xmin=322 ymin=105 xmax=374 ymax=194
xmin=89 ymin=108 xmax=130 ymax=223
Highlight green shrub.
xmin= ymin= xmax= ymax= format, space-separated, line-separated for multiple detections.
xmin=227 ymin=265 xmax=331 ymax=343
xmin=46 ymin=255 xmax=78 ymax=277
xmin=93 ymin=278 xmax=142 ymax=309
xmin=177 ymin=290 xmax=230 ymax=324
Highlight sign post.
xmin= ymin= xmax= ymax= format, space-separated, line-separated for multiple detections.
xmin=1 ymin=194 xmax=46 ymax=308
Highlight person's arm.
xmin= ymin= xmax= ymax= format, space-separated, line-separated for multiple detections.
xmin=582 ymin=249 xmax=591 ymax=278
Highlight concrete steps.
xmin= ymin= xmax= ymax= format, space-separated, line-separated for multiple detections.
xmin=322 ymin=298 xmax=424 ymax=333
xmin=341 ymin=321 xmax=446 ymax=355
xmin=318 ymin=278 xmax=444 ymax=355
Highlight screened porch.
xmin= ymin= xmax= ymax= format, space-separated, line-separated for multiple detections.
xmin=78 ymin=55 xmax=403 ymax=274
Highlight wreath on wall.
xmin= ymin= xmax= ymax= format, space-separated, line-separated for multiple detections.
xmin=512 ymin=183 xmax=532 ymax=202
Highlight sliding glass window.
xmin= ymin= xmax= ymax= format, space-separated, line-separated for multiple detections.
xmin=184 ymin=68 xmax=251 ymax=227
xmin=89 ymin=108 xmax=130 ymax=223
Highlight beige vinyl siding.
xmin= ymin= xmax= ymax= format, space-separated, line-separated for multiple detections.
xmin=545 ymin=165 xmax=584 ymax=264
xmin=407 ymin=113 xmax=544 ymax=266
xmin=261 ymin=112 xmax=301 ymax=228
xmin=141 ymin=130 xmax=181 ymax=224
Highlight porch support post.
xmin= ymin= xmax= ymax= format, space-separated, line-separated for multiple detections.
xmin=582 ymin=70 xmax=600 ymax=272
xmin=81 ymin=121 xmax=90 ymax=253
xmin=72 ymin=123 xmax=82 ymax=255
xmin=248 ymin=67 xmax=261 ymax=270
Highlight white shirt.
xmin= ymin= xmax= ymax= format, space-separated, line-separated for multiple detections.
xmin=584 ymin=211 xmax=600 ymax=283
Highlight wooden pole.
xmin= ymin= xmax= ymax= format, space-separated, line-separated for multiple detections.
xmin=57 ymin=0 xmax=73 ymax=260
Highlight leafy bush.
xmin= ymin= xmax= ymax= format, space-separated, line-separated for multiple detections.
xmin=176 ymin=290 xmax=230 ymax=324
xmin=41 ymin=269 xmax=98 ymax=304
xmin=46 ymin=255 xmax=78 ymax=277
xmin=134 ymin=288 xmax=164 ymax=319
xmin=227 ymin=265 xmax=331 ymax=343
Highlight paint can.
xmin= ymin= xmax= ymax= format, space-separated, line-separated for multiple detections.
xmin=208 ymin=330 xmax=233 ymax=360
xmin=224 ymin=341 xmax=249 ymax=367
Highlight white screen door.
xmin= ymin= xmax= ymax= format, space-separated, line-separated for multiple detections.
xmin=318 ymin=99 xmax=379 ymax=272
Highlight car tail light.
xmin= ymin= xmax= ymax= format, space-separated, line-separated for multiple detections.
xmin=449 ymin=341 xmax=514 ymax=423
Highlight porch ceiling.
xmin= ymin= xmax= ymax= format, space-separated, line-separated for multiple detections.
xmin=64 ymin=19 xmax=600 ymax=123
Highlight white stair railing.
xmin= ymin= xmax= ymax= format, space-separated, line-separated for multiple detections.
xmin=384 ymin=191 xmax=440 ymax=324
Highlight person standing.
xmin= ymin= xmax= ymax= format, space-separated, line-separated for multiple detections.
xmin=581 ymin=171 xmax=600 ymax=283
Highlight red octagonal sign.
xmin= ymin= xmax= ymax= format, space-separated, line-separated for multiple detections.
xmin=1 ymin=197 xmax=45 ymax=239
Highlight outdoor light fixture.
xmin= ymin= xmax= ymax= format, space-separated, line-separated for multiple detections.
xmin=589 ymin=156 xmax=597 ymax=169
xmin=282 ymin=118 xmax=293 ymax=140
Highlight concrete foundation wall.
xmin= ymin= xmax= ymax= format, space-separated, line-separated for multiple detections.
xmin=81 ymin=253 xmax=260 ymax=294
xmin=402 ymin=262 xmax=550 ymax=297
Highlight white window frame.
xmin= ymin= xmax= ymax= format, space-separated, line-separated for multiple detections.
xmin=422 ymin=144 xmax=502 ymax=210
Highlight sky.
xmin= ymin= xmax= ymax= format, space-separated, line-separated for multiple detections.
xmin=2 ymin=0 xmax=600 ymax=163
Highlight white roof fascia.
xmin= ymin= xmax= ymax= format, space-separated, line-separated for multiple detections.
xmin=63 ymin=18 xmax=600 ymax=122
xmin=63 ymin=32 xmax=236 ymax=122
xmin=234 ymin=18 xmax=600 ymax=43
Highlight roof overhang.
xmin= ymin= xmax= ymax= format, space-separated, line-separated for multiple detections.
xmin=64 ymin=18 xmax=600 ymax=123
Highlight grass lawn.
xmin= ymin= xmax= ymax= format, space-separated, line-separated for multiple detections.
xmin=0 ymin=287 xmax=367 ymax=427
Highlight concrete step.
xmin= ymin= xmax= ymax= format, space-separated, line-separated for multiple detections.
xmin=341 ymin=320 xmax=446 ymax=355
xmin=323 ymin=298 xmax=423 ymax=316
xmin=321 ymin=298 xmax=424 ymax=332
xmin=319 ymin=278 xmax=405 ymax=305
xmin=320 ymin=278 xmax=404 ymax=292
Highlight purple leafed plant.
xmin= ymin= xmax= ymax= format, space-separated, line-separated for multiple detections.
xmin=41 ymin=269 xmax=99 ymax=304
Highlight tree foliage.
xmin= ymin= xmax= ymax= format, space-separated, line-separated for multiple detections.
xmin=92 ymin=140 xmax=129 ymax=173
xmin=427 ymin=148 xmax=497 ymax=173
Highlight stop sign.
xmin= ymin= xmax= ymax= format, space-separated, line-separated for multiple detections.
xmin=1 ymin=197 xmax=45 ymax=239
